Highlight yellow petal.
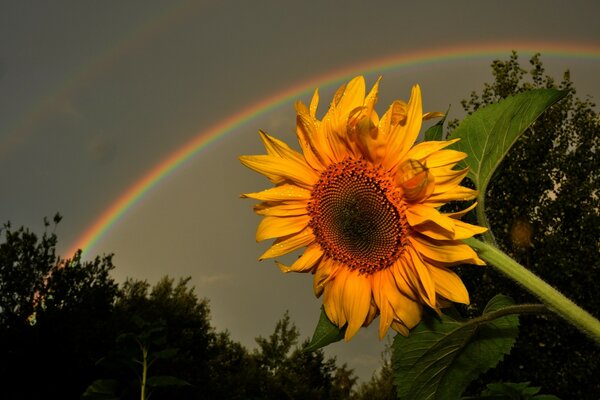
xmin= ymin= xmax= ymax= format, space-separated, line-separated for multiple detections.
xmin=444 ymin=202 xmax=478 ymax=219
xmin=342 ymin=269 xmax=372 ymax=340
xmin=372 ymin=270 xmax=393 ymax=338
xmin=451 ymin=219 xmax=488 ymax=239
xmin=323 ymin=267 xmax=348 ymax=327
xmin=424 ymin=186 xmax=478 ymax=207
xmin=260 ymin=227 xmax=314 ymax=260
xmin=258 ymin=130 xmax=304 ymax=163
xmin=409 ymin=234 xmax=486 ymax=266
xmin=277 ymin=243 xmax=323 ymax=273
xmin=405 ymin=203 xmax=456 ymax=237
xmin=239 ymin=155 xmax=318 ymax=189
xmin=430 ymin=167 xmax=470 ymax=195
xmin=426 ymin=149 xmax=468 ymax=169
xmin=254 ymin=201 xmax=308 ymax=217
xmin=429 ymin=265 xmax=470 ymax=304
xmin=256 ymin=215 xmax=310 ymax=242
xmin=241 ymin=184 xmax=311 ymax=201
xmin=390 ymin=293 xmax=422 ymax=331
xmin=373 ymin=269 xmax=422 ymax=338
xmin=336 ymin=76 xmax=366 ymax=112
xmin=396 ymin=159 xmax=435 ymax=202
xmin=383 ymin=85 xmax=423 ymax=169
xmin=309 ymin=88 xmax=319 ymax=118
xmin=423 ymin=111 xmax=445 ymax=120
xmin=313 ymin=257 xmax=341 ymax=297
xmin=391 ymin=320 xmax=410 ymax=336
xmin=364 ymin=299 xmax=378 ymax=327
xmin=399 ymin=138 xmax=460 ymax=165
xmin=404 ymin=246 xmax=437 ymax=308
xmin=296 ymin=103 xmax=329 ymax=169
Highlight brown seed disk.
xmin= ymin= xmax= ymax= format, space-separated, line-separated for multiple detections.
xmin=308 ymin=158 xmax=408 ymax=274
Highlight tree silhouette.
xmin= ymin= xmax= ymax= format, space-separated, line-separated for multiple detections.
xmin=0 ymin=215 xmax=119 ymax=399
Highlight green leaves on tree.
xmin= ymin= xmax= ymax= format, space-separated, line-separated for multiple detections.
xmin=304 ymin=307 xmax=346 ymax=352
xmin=392 ymin=295 xmax=519 ymax=400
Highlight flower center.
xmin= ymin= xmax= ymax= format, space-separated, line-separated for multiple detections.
xmin=308 ymin=158 xmax=408 ymax=274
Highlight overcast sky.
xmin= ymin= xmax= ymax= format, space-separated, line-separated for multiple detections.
xmin=2 ymin=0 xmax=600 ymax=381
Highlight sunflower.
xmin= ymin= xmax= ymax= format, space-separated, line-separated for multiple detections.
xmin=240 ymin=76 xmax=486 ymax=340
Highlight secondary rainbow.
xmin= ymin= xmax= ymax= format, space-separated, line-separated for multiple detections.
xmin=66 ymin=41 xmax=600 ymax=257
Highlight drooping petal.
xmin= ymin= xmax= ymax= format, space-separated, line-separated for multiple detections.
xmin=405 ymin=203 xmax=456 ymax=238
xmin=342 ymin=269 xmax=372 ymax=340
xmin=444 ymin=202 xmax=478 ymax=219
xmin=373 ymin=270 xmax=394 ymax=339
xmin=429 ymin=265 xmax=470 ymax=304
xmin=313 ymin=257 xmax=341 ymax=297
xmin=277 ymin=243 xmax=323 ymax=273
xmin=260 ymin=227 xmax=314 ymax=259
xmin=451 ymin=219 xmax=488 ymax=239
xmin=256 ymin=215 xmax=310 ymax=242
xmin=323 ymin=266 xmax=348 ymax=327
xmin=403 ymin=246 xmax=437 ymax=308
xmin=396 ymin=159 xmax=435 ymax=202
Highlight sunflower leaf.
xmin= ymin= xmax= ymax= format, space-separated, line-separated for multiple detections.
xmin=424 ymin=106 xmax=449 ymax=141
xmin=448 ymin=89 xmax=566 ymax=195
xmin=304 ymin=307 xmax=346 ymax=352
xmin=392 ymin=294 xmax=519 ymax=400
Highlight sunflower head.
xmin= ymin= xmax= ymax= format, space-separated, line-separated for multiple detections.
xmin=241 ymin=76 xmax=486 ymax=340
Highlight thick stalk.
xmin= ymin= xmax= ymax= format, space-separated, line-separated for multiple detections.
xmin=475 ymin=194 xmax=496 ymax=245
xmin=465 ymin=237 xmax=600 ymax=344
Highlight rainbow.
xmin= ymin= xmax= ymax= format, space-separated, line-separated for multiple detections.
xmin=66 ymin=41 xmax=600 ymax=257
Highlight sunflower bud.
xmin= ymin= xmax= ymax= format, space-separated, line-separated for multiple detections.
xmin=397 ymin=159 xmax=435 ymax=202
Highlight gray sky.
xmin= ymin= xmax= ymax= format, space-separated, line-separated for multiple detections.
xmin=2 ymin=0 xmax=600 ymax=381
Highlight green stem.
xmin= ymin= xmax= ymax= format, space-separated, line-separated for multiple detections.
xmin=472 ymin=304 xmax=548 ymax=325
xmin=475 ymin=195 xmax=496 ymax=245
xmin=465 ymin=237 xmax=600 ymax=344
xmin=141 ymin=345 xmax=148 ymax=400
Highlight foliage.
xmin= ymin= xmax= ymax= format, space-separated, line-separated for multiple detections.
xmin=0 ymin=215 xmax=120 ymax=399
xmin=352 ymin=343 xmax=396 ymax=400
xmin=0 ymin=218 xmax=358 ymax=399
xmin=464 ymin=381 xmax=561 ymax=400
xmin=247 ymin=311 xmax=356 ymax=399
xmin=83 ymin=317 xmax=190 ymax=400
xmin=448 ymin=52 xmax=600 ymax=399
xmin=392 ymin=295 xmax=519 ymax=400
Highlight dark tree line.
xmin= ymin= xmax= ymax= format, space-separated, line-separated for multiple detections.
xmin=0 ymin=216 xmax=360 ymax=399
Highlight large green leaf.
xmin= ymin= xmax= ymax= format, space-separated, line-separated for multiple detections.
xmin=448 ymin=89 xmax=566 ymax=194
xmin=392 ymin=295 xmax=519 ymax=400
xmin=303 ymin=307 xmax=346 ymax=352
